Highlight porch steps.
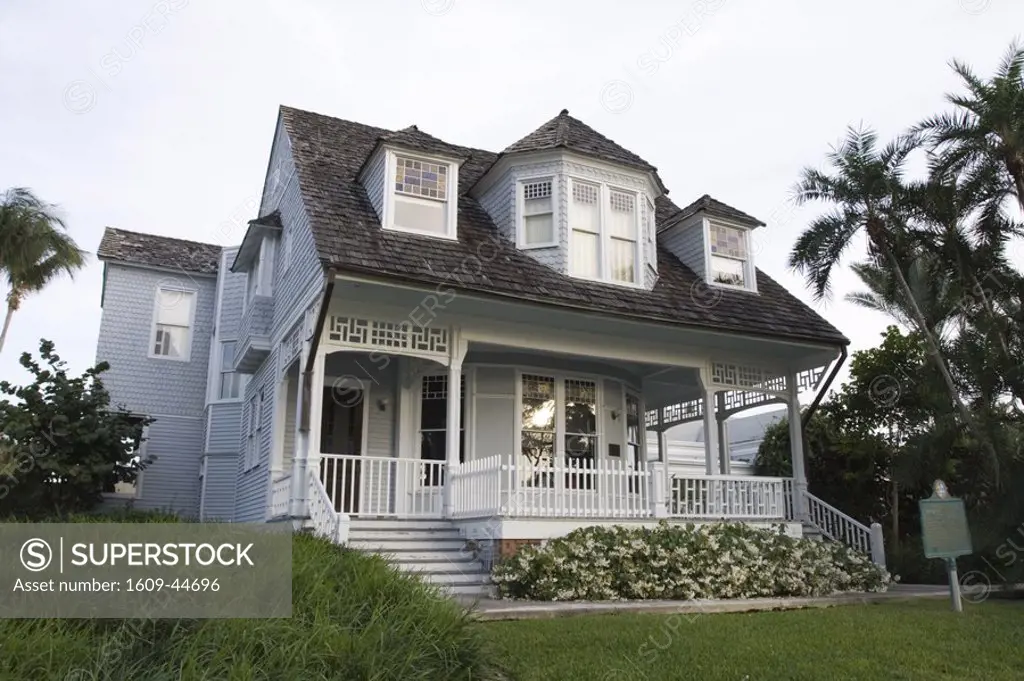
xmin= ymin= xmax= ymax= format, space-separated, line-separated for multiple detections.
xmin=347 ymin=519 xmax=493 ymax=598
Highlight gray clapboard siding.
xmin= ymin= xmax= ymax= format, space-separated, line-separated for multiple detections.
xmin=136 ymin=415 xmax=204 ymax=516
xmin=201 ymin=454 xmax=238 ymax=521
xmin=207 ymin=402 xmax=242 ymax=452
xmin=660 ymin=215 xmax=706 ymax=280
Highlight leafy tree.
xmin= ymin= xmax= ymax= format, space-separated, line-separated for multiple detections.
xmin=915 ymin=42 xmax=1024 ymax=213
xmin=0 ymin=340 xmax=152 ymax=517
xmin=0 ymin=187 xmax=86 ymax=353
xmin=789 ymin=128 xmax=997 ymax=471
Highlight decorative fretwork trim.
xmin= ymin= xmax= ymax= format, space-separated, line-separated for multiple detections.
xmin=647 ymin=365 xmax=829 ymax=430
xmin=324 ymin=315 xmax=449 ymax=360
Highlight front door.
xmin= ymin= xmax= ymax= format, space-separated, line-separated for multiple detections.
xmin=320 ymin=387 xmax=363 ymax=514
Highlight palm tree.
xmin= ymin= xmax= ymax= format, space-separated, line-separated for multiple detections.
xmin=0 ymin=188 xmax=86 ymax=353
xmin=789 ymin=127 xmax=999 ymax=477
xmin=915 ymin=42 xmax=1024 ymax=213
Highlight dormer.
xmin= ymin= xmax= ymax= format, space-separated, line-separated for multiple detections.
xmin=358 ymin=127 xmax=466 ymax=240
xmin=659 ymin=195 xmax=764 ymax=293
xmin=231 ymin=211 xmax=282 ymax=305
xmin=472 ymin=110 xmax=665 ymax=290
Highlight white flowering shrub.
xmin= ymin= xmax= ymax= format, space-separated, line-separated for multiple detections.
xmin=491 ymin=523 xmax=890 ymax=601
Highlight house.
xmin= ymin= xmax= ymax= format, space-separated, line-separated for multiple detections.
xmin=94 ymin=106 xmax=884 ymax=596
xmin=663 ymin=406 xmax=787 ymax=467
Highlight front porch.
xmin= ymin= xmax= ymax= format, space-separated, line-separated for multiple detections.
xmin=265 ymin=283 xmax=884 ymax=565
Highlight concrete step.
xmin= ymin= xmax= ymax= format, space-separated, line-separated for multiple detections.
xmin=417 ymin=571 xmax=491 ymax=586
xmin=369 ymin=550 xmax=480 ymax=562
xmin=395 ymin=560 xmax=486 ymax=575
xmin=348 ymin=529 xmax=464 ymax=541
xmin=441 ymin=583 xmax=496 ymax=597
xmin=349 ymin=538 xmax=469 ymax=552
xmin=349 ymin=518 xmax=453 ymax=531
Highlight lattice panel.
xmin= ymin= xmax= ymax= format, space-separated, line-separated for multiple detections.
xmin=796 ymin=366 xmax=826 ymax=392
xmin=326 ymin=316 xmax=449 ymax=357
xmin=721 ymin=389 xmax=783 ymax=413
xmin=710 ymin=362 xmax=787 ymax=393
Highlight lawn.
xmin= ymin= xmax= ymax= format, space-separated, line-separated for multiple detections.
xmin=484 ymin=599 xmax=1024 ymax=681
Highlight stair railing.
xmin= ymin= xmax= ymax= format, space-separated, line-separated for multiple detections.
xmin=308 ymin=467 xmax=349 ymax=545
xmin=802 ymin=490 xmax=885 ymax=566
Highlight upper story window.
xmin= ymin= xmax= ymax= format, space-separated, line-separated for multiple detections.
xmin=569 ymin=179 xmax=643 ymax=285
xmin=150 ymin=287 xmax=195 ymax=362
xmin=518 ymin=179 xmax=556 ymax=248
xmin=246 ymin=237 xmax=275 ymax=307
xmin=218 ymin=341 xmax=248 ymax=400
xmin=385 ymin=152 xmax=458 ymax=239
xmin=708 ymin=223 xmax=751 ymax=288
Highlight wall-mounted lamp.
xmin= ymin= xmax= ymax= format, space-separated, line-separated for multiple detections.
xmin=377 ymin=398 xmax=389 ymax=412
xmin=610 ymin=409 xmax=620 ymax=421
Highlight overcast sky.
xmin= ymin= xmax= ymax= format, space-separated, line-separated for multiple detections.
xmin=0 ymin=0 xmax=1020 ymax=389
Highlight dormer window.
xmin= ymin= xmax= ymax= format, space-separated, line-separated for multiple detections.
xmin=568 ymin=178 xmax=643 ymax=286
xmin=518 ymin=179 xmax=556 ymax=248
xmin=384 ymin=151 xmax=458 ymax=239
xmin=708 ymin=223 xmax=752 ymax=288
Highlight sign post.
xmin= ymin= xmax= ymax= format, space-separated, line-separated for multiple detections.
xmin=919 ymin=480 xmax=972 ymax=613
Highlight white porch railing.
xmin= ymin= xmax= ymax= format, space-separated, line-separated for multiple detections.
xmin=319 ymin=453 xmax=446 ymax=518
xmin=269 ymin=474 xmax=292 ymax=519
xmin=450 ymin=454 xmax=504 ymax=519
xmin=308 ymin=468 xmax=346 ymax=543
xmin=500 ymin=455 xmax=652 ymax=519
xmin=669 ymin=474 xmax=788 ymax=520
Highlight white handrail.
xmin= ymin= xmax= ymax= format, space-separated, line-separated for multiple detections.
xmin=802 ymin=490 xmax=873 ymax=556
xmin=502 ymin=455 xmax=652 ymax=519
xmin=308 ymin=467 xmax=346 ymax=544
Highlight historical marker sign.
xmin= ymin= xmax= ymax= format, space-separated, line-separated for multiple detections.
xmin=919 ymin=489 xmax=972 ymax=559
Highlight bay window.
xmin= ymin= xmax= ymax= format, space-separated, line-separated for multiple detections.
xmin=568 ymin=178 xmax=643 ymax=285
xmin=519 ymin=178 xmax=556 ymax=247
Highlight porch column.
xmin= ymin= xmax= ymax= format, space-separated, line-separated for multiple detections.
xmin=288 ymin=364 xmax=307 ymax=519
xmin=716 ymin=392 xmax=730 ymax=475
xmin=786 ymin=372 xmax=807 ymax=520
xmin=443 ymin=332 xmax=467 ymax=518
xmin=702 ymin=387 xmax=720 ymax=475
xmin=307 ymin=349 xmax=327 ymax=492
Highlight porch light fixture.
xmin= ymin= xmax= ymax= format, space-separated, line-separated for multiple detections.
xmin=610 ymin=409 xmax=620 ymax=421
xmin=377 ymin=397 xmax=389 ymax=412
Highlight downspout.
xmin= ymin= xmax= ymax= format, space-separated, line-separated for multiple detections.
xmin=801 ymin=345 xmax=847 ymax=430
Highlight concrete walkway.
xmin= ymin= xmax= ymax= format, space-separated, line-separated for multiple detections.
xmin=465 ymin=584 xmax=949 ymax=621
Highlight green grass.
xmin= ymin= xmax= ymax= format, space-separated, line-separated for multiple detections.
xmin=483 ymin=600 xmax=1024 ymax=681
xmin=0 ymin=530 xmax=510 ymax=681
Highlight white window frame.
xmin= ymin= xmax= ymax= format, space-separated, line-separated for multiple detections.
xmin=382 ymin=149 xmax=459 ymax=240
xmin=567 ymin=176 xmax=645 ymax=287
xmin=516 ymin=176 xmax=559 ymax=249
xmin=148 ymin=286 xmax=197 ymax=362
xmin=705 ymin=220 xmax=757 ymax=292
xmin=280 ymin=221 xmax=292 ymax=274
xmin=644 ymin=196 xmax=657 ymax=274
xmin=216 ymin=339 xmax=248 ymax=402
xmin=515 ymin=369 xmax=605 ymax=483
xmin=245 ymin=237 xmax=276 ymax=309
xmin=245 ymin=388 xmax=264 ymax=471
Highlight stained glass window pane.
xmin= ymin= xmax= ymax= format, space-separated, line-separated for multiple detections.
xmin=395 ymin=155 xmax=448 ymax=201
